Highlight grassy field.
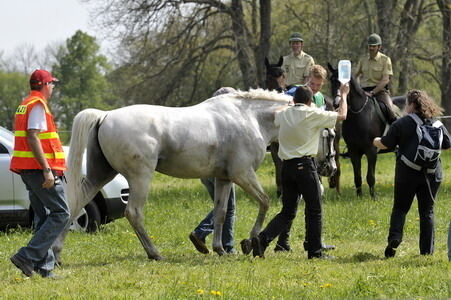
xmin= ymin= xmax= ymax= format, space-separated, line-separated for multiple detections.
xmin=0 ymin=150 xmax=450 ymax=299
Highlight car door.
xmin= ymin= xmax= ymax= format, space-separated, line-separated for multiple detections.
xmin=0 ymin=139 xmax=17 ymax=226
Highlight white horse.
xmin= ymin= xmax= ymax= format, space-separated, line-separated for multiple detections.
xmin=54 ymin=88 xmax=336 ymax=261
xmin=58 ymin=89 xmax=290 ymax=260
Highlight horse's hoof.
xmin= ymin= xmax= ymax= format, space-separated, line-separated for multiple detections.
xmin=240 ymin=238 xmax=252 ymax=255
xmin=356 ymin=188 xmax=363 ymax=197
xmin=149 ymin=254 xmax=164 ymax=261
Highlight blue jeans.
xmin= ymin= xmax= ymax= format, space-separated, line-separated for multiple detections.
xmin=193 ymin=178 xmax=235 ymax=250
xmin=16 ymin=171 xmax=70 ymax=272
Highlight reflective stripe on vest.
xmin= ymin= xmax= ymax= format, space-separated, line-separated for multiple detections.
xmin=13 ymin=150 xmax=65 ymax=159
xmin=14 ymin=131 xmax=60 ymax=139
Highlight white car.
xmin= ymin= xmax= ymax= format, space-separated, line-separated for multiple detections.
xmin=0 ymin=126 xmax=129 ymax=232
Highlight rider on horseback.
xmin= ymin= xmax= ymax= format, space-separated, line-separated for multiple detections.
xmin=355 ymin=33 xmax=397 ymax=124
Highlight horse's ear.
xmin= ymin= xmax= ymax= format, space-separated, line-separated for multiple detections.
xmin=264 ymin=57 xmax=270 ymax=68
xmin=277 ymin=56 xmax=283 ymax=67
xmin=327 ymin=62 xmax=335 ymax=72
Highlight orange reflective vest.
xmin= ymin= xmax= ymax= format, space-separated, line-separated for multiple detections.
xmin=10 ymin=91 xmax=66 ymax=173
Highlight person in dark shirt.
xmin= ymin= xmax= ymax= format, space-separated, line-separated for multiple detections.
xmin=373 ymin=89 xmax=450 ymax=258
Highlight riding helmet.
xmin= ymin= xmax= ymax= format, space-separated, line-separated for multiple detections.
xmin=367 ymin=33 xmax=382 ymax=46
xmin=289 ymin=32 xmax=303 ymax=43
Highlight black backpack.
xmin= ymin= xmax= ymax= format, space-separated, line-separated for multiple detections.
xmin=400 ymin=114 xmax=444 ymax=173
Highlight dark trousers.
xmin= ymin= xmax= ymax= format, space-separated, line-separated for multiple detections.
xmin=388 ymin=163 xmax=440 ymax=255
xmin=259 ymin=157 xmax=323 ymax=258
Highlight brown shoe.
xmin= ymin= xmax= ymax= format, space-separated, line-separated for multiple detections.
xmin=189 ymin=232 xmax=209 ymax=254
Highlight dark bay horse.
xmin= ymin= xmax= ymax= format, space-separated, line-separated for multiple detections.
xmin=264 ymin=58 xmax=341 ymax=196
xmin=327 ymin=63 xmax=405 ymax=197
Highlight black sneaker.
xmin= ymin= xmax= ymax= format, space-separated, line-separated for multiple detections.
xmin=308 ymin=253 xmax=335 ymax=260
xmin=10 ymin=254 xmax=34 ymax=277
xmin=189 ymin=232 xmax=209 ymax=254
xmin=384 ymin=239 xmax=400 ymax=258
xmin=274 ymin=243 xmax=291 ymax=252
xmin=252 ymin=236 xmax=267 ymax=258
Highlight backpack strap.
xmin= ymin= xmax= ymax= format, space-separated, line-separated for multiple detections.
xmin=407 ymin=113 xmax=423 ymax=125
xmin=407 ymin=114 xmax=423 ymax=145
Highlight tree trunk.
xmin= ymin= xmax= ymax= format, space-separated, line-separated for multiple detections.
xmin=256 ymin=0 xmax=272 ymax=87
xmin=231 ymin=0 xmax=258 ymax=89
xmin=374 ymin=0 xmax=398 ymax=57
xmin=388 ymin=0 xmax=424 ymax=94
xmin=397 ymin=57 xmax=411 ymax=93
xmin=437 ymin=0 xmax=451 ymax=130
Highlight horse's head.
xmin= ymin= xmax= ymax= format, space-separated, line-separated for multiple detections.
xmin=327 ymin=62 xmax=343 ymax=109
xmin=315 ymin=128 xmax=337 ymax=177
xmin=265 ymin=56 xmax=285 ymax=92
xmin=327 ymin=62 xmax=365 ymax=109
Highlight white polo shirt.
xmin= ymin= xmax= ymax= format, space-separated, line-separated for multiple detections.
xmin=275 ymin=103 xmax=337 ymax=160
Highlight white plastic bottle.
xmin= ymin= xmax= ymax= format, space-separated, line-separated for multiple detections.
xmin=338 ymin=60 xmax=351 ymax=84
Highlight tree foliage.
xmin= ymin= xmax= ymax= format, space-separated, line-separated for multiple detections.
xmin=0 ymin=71 xmax=28 ymax=130
xmin=51 ymin=30 xmax=114 ymax=130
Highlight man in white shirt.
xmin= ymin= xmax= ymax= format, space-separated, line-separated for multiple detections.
xmin=252 ymin=84 xmax=348 ymax=259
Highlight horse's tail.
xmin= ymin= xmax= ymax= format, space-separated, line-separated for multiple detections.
xmin=66 ymin=108 xmax=107 ymax=215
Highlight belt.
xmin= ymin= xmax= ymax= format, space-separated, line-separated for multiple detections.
xmin=20 ymin=169 xmax=64 ymax=176
xmin=284 ymin=156 xmax=312 ymax=162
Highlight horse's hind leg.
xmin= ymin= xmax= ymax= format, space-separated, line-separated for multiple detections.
xmin=366 ymin=150 xmax=377 ymax=199
xmin=211 ymin=179 xmax=233 ymax=256
xmin=233 ymin=170 xmax=270 ymax=254
xmin=125 ymin=173 xmax=163 ymax=260
xmin=350 ymin=152 xmax=363 ymax=197
xmin=53 ymin=142 xmax=118 ymax=264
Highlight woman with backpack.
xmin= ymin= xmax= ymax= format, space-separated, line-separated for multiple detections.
xmin=373 ymin=89 xmax=450 ymax=258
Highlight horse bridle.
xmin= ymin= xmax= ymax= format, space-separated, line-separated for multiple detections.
xmin=333 ymin=79 xmax=369 ymax=114
xmin=317 ymin=128 xmax=337 ymax=176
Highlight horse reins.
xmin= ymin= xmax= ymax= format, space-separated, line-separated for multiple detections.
xmin=336 ymin=87 xmax=369 ymax=114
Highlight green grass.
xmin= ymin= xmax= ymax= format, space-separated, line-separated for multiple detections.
xmin=0 ymin=151 xmax=450 ymax=299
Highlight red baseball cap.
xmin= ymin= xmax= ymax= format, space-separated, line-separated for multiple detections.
xmin=29 ymin=69 xmax=59 ymax=85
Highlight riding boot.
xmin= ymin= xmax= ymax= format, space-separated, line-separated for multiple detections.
xmin=375 ymin=90 xmax=397 ymax=124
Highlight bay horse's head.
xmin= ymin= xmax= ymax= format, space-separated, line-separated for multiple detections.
xmin=316 ymin=128 xmax=337 ymax=177
xmin=265 ymin=56 xmax=285 ymax=92
xmin=327 ymin=62 xmax=365 ymax=109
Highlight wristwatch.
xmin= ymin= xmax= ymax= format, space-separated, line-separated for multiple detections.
xmin=43 ymin=167 xmax=52 ymax=173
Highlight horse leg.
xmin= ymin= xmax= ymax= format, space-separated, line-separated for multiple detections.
xmin=211 ymin=179 xmax=233 ymax=256
xmin=53 ymin=144 xmax=118 ymax=265
xmin=350 ymin=152 xmax=363 ymax=197
xmin=270 ymin=142 xmax=283 ymax=197
xmin=366 ymin=150 xmax=378 ymax=199
xmin=329 ymin=135 xmax=341 ymax=195
xmin=125 ymin=173 xmax=163 ymax=260
xmin=234 ymin=170 xmax=270 ymax=254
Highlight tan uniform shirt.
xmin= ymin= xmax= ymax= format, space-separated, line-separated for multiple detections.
xmin=282 ymin=51 xmax=315 ymax=86
xmin=275 ymin=104 xmax=337 ymax=160
xmin=355 ymin=52 xmax=393 ymax=88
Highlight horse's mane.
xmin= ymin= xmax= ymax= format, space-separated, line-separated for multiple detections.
xmin=230 ymin=88 xmax=291 ymax=103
